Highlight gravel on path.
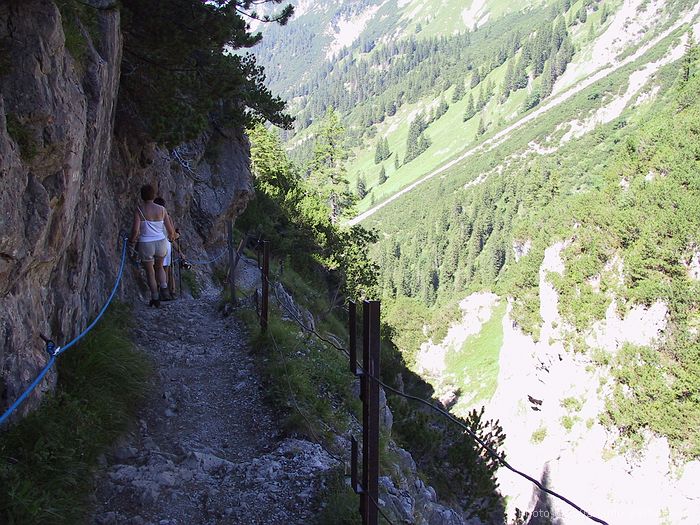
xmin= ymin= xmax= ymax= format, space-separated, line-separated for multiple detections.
xmin=90 ymin=289 xmax=339 ymax=525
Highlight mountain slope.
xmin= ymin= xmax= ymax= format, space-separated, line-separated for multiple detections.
xmin=254 ymin=0 xmax=547 ymax=98
xmin=371 ymin=41 xmax=700 ymax=523
xmin=256 ymin=0 xmax=698 ymax=219
xmin=351 ymin=1 xmax=700 ymax=224
xmin=254 ymin=1 xmax=700 ymax=522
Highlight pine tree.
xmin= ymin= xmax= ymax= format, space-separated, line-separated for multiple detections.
xmin=356 ymin=174 xmax=367 ymax=199
xmin=682 ymin=31 xmax=698 ymax=82
xmin=405 ymin=115 xmax=420 ymax=161
xmin=452 ymin=79 xmax=466 ymax=102
xmin=540 ymin=60 xmax=554 ymax=99
xmin=374 ymin=136 xmax=391 ymax=164
xmin=309 ymin=106 xmax=354 ymax=223
xmin=378 ymin=165 xmax=387 ymax=184
xmin=522 ymin=90 xmax=541 ymax=111
xmin=394 ymin=154 xmax=400 ymax=171
xmin=476 ymin=116 xmax=486 ymax=137
xmin=404 ymin=112 xmax=428 ymax=163
xmin=418 ymin=133 xmax=431 ymax=153
xmin=510 ymin=30 xmax=522 ymax=54
xmin=532 ymin=21 xmax=552 ymax=77
xmin=555 ymin=36 xmax=575 ymax=76
xmin=119 ymin=0 xmax=293 ymax=146
xmin=436 ymin=96 xmax=449 ymax=119
xmin=463 ymin=93 xmax=476 ymax=121
xmin=477 ymin=85 xmax=486 ymax=110
xmin=486 ymin=79 xmax=495 ymax=99
xmin=501 ymin=59 xmax=515 ymax=100
xmin=512 ymin=57 xmax=529 ymax=90
xmin=552 ymin=16 xmax=567 ymax=50
xmin=374 ymin=139 xmax=383 ymax=164
xmin=495 ymin=46 xmax=507 ymax=67
xmin=248 ymin=123 xmax=296 ymax=199
xmin=470 ymin=68 xmax=482 ymax=88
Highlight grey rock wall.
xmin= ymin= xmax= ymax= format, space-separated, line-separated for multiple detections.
xmin=0 ymin=0 xmax=253 ymax=421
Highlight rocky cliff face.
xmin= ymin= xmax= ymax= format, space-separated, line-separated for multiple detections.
xmin=487 ymin=243 xmax=700 ymax=525
xmin=0 ymin=0 xmax=253 ymax=420
xmin=415 ymin=243 xmax=700 ymax=525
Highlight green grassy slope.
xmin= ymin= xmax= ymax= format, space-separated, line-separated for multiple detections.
xmin=276 ymin=0 xmax=696 ymax=217
xmin=445 ymin=301 xmax=506 ymax=415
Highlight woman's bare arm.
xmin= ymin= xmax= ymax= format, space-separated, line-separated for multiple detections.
xmin=164 ymin=209 xmax=177 ymax=240
xmin=129 ymin=209 xmax=140 ymax=244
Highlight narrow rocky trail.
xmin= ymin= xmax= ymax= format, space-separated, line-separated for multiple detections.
xmin=91 ymin=289 xmax=338 ymax=525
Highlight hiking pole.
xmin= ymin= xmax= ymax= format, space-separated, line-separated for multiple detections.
xmin=178 ymin=256 xmax=182 ymax=300
xmin=175 ymin=230 xmax=183 ymax=300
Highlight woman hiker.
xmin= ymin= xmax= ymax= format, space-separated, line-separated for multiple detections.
xmin=129 ymin=184 xmax=177 ymax=307
xmin=154 ymin=196 xmax=178 ymax=298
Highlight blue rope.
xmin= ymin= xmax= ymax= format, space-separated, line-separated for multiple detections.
xmin=0 ymin=356 xmax=56 ymax=426
xmin=0 ymin=238 xmax=128 ymax=426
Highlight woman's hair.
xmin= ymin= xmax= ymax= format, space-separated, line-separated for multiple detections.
xmin=140 ymin=184 xmax=156 ymax=201
xmin=154 ymin=197 xmax=165 ymax=207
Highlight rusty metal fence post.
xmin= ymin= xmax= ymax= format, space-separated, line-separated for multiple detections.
xmin=350 ymin=299 xmax=381 ymax=525
xmin=366 ymin=300 xmax=380 ymax=525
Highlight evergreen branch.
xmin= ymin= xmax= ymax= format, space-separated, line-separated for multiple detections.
xmin=234 ymin=4 xmax=293 ymax=25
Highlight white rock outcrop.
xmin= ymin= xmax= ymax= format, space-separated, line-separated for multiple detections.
xmin=480 ymin=242 xmax=697 ymax=524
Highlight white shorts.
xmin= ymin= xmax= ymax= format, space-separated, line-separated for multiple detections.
xmin=138 ymin=239 xmax=167 ymax=263
xmin=163 ymin=240 xmax=172 ymax=267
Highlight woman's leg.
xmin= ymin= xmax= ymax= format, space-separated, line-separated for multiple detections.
xmin=141 ymin=260 xmax=158 ymax=299
xmin=154 ymin=256 xmax=167 ymax=289
xmin=166 ymin=264 xmax=174 ymax=294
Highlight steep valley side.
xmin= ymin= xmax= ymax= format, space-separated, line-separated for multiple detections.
xmin=343 ymin=3 xmax=700 ymax=522
xmin=414 ymin=244 xmax=700 ymax=524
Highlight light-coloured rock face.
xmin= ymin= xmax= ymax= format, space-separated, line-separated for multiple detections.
xmin=512 ymin=239 xmax=532 ymax=262
xmin=480 ymin=243 xmax=697 ymax=525
xmin=683 ymin=249 xmax=700 ymax=281
xmin=416 ymin=292 xmax=499 ymax=377
xmin=538 ymin=240 xmax=571 ymax=345
xmin=585 ymin=299 xmax=668 ymax=353
xmin=0 ymin=0 xmax=253 ymax=420
xmin=378 ymin=441 xmax=473 ymax=525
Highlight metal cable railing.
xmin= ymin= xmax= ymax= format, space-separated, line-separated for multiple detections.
xmin=251 ymin=240 xmax=610 ymax=525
